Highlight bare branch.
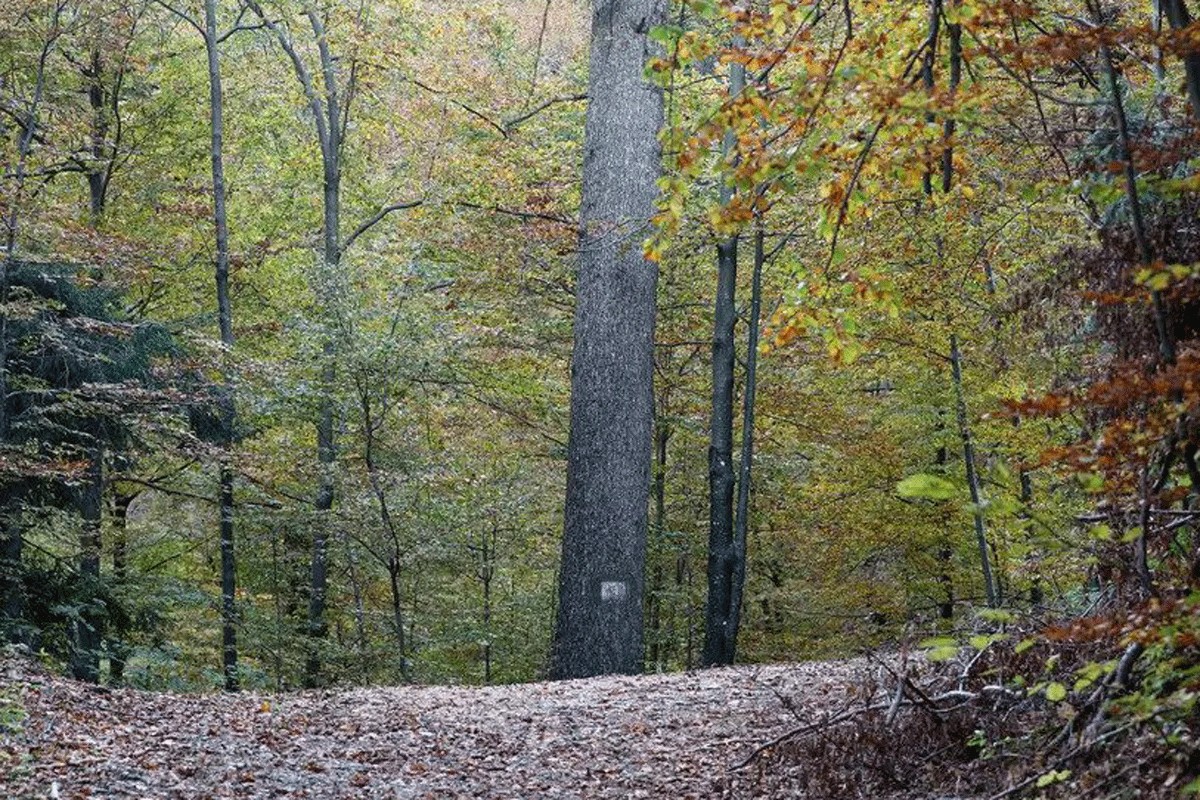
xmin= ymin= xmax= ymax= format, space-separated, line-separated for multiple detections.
xmin=503 ymin=93 xmax=587 ymax=131
xmin=341 ymin=199 xmax=424 ymax=255
xmin=151 ymin=0 xmax=204 ymax=36
xmin=453 ymin=200 xmax=575 ymax=227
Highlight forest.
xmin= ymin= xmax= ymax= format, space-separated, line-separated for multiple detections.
xmin=1 ymin=0 xmax=1199 ymax=796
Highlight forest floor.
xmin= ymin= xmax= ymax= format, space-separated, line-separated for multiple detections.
xmin=0 ymin=653 xmax=885 ymax=799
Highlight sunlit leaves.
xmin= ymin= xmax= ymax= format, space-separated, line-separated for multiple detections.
xmin=897 ymin=473 xmax=960 ymax=501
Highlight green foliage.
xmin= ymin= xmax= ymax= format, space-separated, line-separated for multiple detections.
xmin=897 ymin=473 xmax=960 ymax=502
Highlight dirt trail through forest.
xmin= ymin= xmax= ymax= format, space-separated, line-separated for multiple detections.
xmin=0 ymin=657 xmax=876 ymax=798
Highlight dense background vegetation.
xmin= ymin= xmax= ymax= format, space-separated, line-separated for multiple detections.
xmin=1 ymin=0 xmax=1197 ymax=714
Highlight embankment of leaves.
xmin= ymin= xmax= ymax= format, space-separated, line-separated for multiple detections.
xmin=725 ymin=632 xmax=1200 ymax=799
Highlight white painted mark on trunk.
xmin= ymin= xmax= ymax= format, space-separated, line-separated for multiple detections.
xmin=600 ymin=581 xmax=628 ymax=602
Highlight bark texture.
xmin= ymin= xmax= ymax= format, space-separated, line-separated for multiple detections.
xmin=702 ymin=233 xmax=737 ymax=667
xmin=702 ymin=51 xmax=746 ymax=669
xmin=205 ymin=0 xmax=240 ymax=693
xmin=727 ymin=227 xmax=765 ymax=662
xmin=70 ymin=447 xmax=103 ymax=683
xmin=551 ymin=0 xmax=666 ymax=680
xmin=950 ymin=335 xmax=998 ymax=607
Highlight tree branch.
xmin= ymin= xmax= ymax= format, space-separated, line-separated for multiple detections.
xmin=341 ymin=199 xmax=424 ymax=255
xmin=502 ymin=93 xmax=587 ymax=131
xmin=453 ymin=200 xmax=575 ymax=227
xmin=151 ymin=0 xmax=204 ymax=36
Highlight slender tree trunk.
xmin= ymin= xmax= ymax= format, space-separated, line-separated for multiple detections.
xmin=108 ymin=491 xmax=133 ymax=685
xmin=950 ymin=335 xmax=998 ymax=606
xmin=1160 ymin=0 xmax=1200 ymax=121
xmin=71 ymin=447 xmax=103 ymax=682
xmin=703 ymin=238 xmax=737 ymax=665
xmin=478 ymin=520 xmax=496 ymax=684
xmin=0 ymin=271 xmax=13 ymax=637
xmin=358 ymin=384 xmax=410 ymax=682
xmin=941 ymin=0 xmax=961 ymax=192
xmin=702 ymin=41 xmax=746 ymax=669
xmin=551 ymin=0 xmax=666 ymax=680
xmin=1092 ymin=0 xmax=1175 ymax=365
xmin=921 ymin=0 xmax=941 ymax=196
xmin=647 ymin=417 xmax=669 ymax=670
xmin=921 ymin=28 xmax=965 ymax=618
xmin=387 ymin=555 xmax=406 ymax=675
xmin=203 ymin=0 xmax=240 ymax=692
xmin=1093 ymin=0 xmax=1178 ymax=600
xmin=85 ymin=48 xmax=110 ymax=225
xmin=935 ymin=422 xmax=955 ymax=620
xmin=724 ymin=225 xmax=765 ymax=662
xmin=308 ymin=157 xmax=340 ymax=684
xmin=305 ymin=4 xmax=343 ymax=689
xmin=74 ymin=56 xmax=110 ymax=682
xmin=1021 ymin=470 xmax=1044 ymax=609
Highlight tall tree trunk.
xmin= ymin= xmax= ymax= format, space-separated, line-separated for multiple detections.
xmin=647 ymin=416 xmax=669 ymax=670
xmin=205 ymin=0 xmax=240 ymax=693
xmin=703 ymin=244 xmax=737 ymax=665
xmin=71 ymin=447 xmax=103 ymax=682
xmin=358 ymin=384 xmax=410 ymax=682
xmin=724 ymin=225 xmax=765 ymax=663
xmin=108 ymin=491 xmax=134 ymax=685
xmin=305 ymin=4 xmax=343 ymax=689
xmin=245 ymin=0 xmax=345 ymax=688
xmin=921 ymin=18 xmax=969 ymax=616
xmin=0 ymin=259 xmax=14 ymax=639
xmin=551 ymin=0 xmax=666 ymax=680
xmin=1093 ymin=0 xmax=1178 ymax=600
xmin=73 ymin=47 xmax=111 ymax=683
xmin=702 ymin=39 xmax=746 ymax=669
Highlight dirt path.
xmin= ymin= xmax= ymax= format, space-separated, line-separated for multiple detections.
xmin=1 ymin=657 xmax=875 ymax=798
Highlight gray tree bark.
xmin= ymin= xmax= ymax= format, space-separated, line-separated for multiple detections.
xmin=726 ymin=226 xmax=765 ymax=661
xmin=206 ymin=0 xmax=240 ymax=694
xmin=551 ymin=0 xmax=666 ymax=680
xmin=305 ymin=2 xmax=340 ymax=690
xmin=247 ymin=0 xmax=345 ymax=688
xmin=70 ymin=447 xmax=103 ymax=682
xmin=73 ymin=35 xmax=117 ymax=684
xmin=157 ymin=0 xmax=241 ymax=691
xmin=703 ymin=55 xmax=745 ymax=668
xmin=950 ymin=335 xmax=998 ymax=607
xmin=108 ymin=490 xmax=134 ymax=685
